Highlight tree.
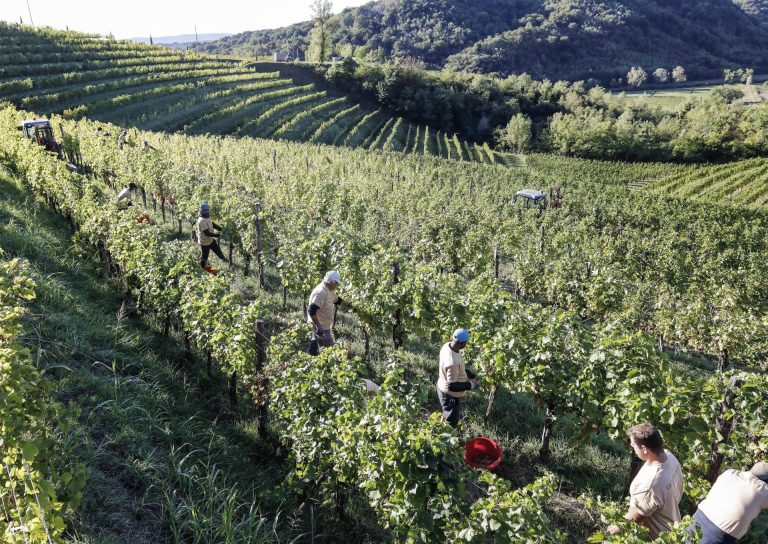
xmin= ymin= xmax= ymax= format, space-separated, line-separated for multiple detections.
xmin=652 ymin=68 xmax=669 ymax=83
xmin=672 ymin=66 xmax=687 ymax=83
xmin=626 ymin=66 xmax=647 ymax=87
xmin=498 ymin=113 xmax=533 ymax=152
xmin=308 ymin=0 xmax=334 ymax=63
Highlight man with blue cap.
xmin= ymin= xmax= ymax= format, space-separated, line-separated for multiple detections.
xmin=196 ymin=203 xmax=228 ymax=269
xmin=436 ymin=328 xmax=478 ymax=428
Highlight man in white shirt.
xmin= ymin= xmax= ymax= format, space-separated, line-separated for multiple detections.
xmin=690 ymin=463 xmax=768 ymax=543
xmin=436 ymin=328 xmax=478 ymax=428
xmin=116 ymin=182 xmax=137 ymax=209
xmin=306 ymin=270 xmax=351 ymax=355
xmin=609 ymin=423 xmax=684 ymax=539
xmin=196 ymin=203 xmax=228 ymax=269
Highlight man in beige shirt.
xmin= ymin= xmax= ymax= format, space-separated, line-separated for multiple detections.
xmin=609 ymin=423 xmax=684 ymax=539
xmin=306 ymin=270 xmax=351 ymax=355
xmin=690 ymin=463 xmax=768 ymax=543
xmin=196 ymin=203 xmax=228 ymax=269
xmin=436 ymin=328 xmax=478 ymax=428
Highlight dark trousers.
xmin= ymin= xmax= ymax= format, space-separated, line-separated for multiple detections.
xmin=688 ymin=510 xmax=738 ymax=544
xmin=200 ymin=241 xmax=227 ymax=268
xmin=437 ymin=389 xmax=461 ymax=428
xmin=308 ymin=329 xmax=334 ymax=356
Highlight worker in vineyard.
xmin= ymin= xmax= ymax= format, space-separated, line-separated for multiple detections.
xmin=436 ymin=328 xmax=478 ymax=428
xmin=116 ymin=182 xmax=137 ymax=209
xmin=118 ymin=129 xmax=128 ymax=149
xmin=306 ymin=270 xmax=352 ymax=356
xmin=687 ymin=462 xmax=768 ymax=543
xmin=196 ymin=203 xmax=228 ymax=269
xmin=607 ymin=423 xmax=683 ymax=539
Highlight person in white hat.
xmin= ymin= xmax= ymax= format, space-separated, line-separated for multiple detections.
xmin=689 ymin=462 xmax=768 ymax=543
xmin=306 ymin=270 xmax=352 ymax=355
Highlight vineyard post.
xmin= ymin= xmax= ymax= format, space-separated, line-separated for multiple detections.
xmin=254 ymin=203 xmax=265 ymax=289
xmin=177 ymin=218 xmax=182 ymax=235
xmin=228 ymin=241 xmax=234 ymax=270
xmin=255 ymin=319 xmax=266 ymax=370
xmin=539 ymin=401 xmax=556 ymax=460
xmin=206 ymin=351 xmax=213 ymax=378
xmin=717 ymin=348 xmax=729 ymax=372
xmin=539 ymin=225 xmax=545 ymax=253
xmin=228 ymin=370 xmax=238 ymax=408
xmin=705 ymin=376 xmax=743 ymax=484
xmin=183 ymin=330 xmax=193 ymax=363
xmin=392 ymin=261 xmax=403 ymax=349
xmin=493 ymin=243 xmax=500 ymax=279
xmin=485 ymin=384 xmax=497 ymax=419
xmin=141 ymin=187 xmax=147 ymax=208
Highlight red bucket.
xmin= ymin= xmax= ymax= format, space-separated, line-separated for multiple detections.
xmin=464 ymin=437 xmax=502 ymax=471
xmin=203 ymin=265 xmax=218 ymax=276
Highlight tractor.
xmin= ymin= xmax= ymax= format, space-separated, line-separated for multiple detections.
xmin=18 ymin=119 xmax=63 ymax=159
xmin=513 ymin=186 xmax=564 ymax=211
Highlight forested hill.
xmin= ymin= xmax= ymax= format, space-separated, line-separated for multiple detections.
xmin=203 ymin=0 xmax=768 ymax=82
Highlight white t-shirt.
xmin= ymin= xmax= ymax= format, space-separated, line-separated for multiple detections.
xmin=698 ymin=469 xmax=768 ymax=538
xmin=306 ymin=282 xmax=339 ymax=330
xmin=437 ymin=342 xmax=468 ymax=398
xmin=629 ymin=450 xmax=683 ymax=539
xmin=196 ymin=217 xmax=214 ymax=246
xmin=116 ymin=187 xmax=132 ymax=202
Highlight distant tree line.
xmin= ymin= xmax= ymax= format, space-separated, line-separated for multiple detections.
xmin=319 ymin=59 xmax=768 ymax=163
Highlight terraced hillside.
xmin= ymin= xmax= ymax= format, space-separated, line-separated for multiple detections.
xmin=0 ymin=23 xmax=498 ymax=164
xmin=644 ymin=158 xmax=768 ymax=208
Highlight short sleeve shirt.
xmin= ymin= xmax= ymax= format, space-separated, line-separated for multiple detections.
xmin=196 ymin=217 xmax=214 ymax=246
xmin=116 ymin=187 xmax=132 ymax=202
xmin=629 ymin=450 xmax=683 ymax=539
xmin=698 ymin=469 xmax=768 ymax=539
xmin=307 ymin=282 xmax=338 ymax=329
xmin=437 ymin=342 xmax=468 ymax=398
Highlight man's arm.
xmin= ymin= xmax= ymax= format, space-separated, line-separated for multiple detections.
xmin=308 ymin=304 xmax=322 ymax=328
xmin=212 ymin=221 xmax=223 ymax=231
xmin=202 ymin=229 xmax=219 ymax=238
xmin=625 ymin=506 xmax=645 ymax=524
xmin=444 ymin=364 xmax=476 ymax=392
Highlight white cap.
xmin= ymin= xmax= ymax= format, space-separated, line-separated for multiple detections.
xmin=324 ymin=270 xmax=341 ymax=284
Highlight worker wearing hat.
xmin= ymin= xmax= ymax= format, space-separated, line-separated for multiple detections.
xmin=436 ymin=328 xmax=478 ymax=428
xmin=196 ymin=203 xmax=228 ymax=269
xmin=689 ymin=462 xmax=768 ymax=543
xmin=306 ymin=270 xmax=351 ymax=356
xmin=116 ymin=182 xmax=137 ymax=209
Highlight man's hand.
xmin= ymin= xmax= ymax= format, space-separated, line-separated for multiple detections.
xmin=470 ymin=379 xmax=478 ymax=390
xmin=606 ymin=524 xmax=621 ymax=535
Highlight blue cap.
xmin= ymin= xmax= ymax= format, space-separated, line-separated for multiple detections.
xmin=199 ymin=203 xmax=210 ymax=212
xmin=453 ymin=328 xmax=470 ymax=343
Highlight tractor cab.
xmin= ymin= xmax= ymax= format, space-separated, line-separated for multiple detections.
xmin=513 ymin=189 xmax=547 ymax=210
xmin=18 ymin=119 xmax=63 ymax=158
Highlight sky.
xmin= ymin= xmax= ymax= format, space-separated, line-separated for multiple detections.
xmin=0 ymin=0 xmax=373 ymax=39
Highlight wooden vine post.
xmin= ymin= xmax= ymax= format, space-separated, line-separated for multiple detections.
xmin=392 ymin=261 xmax=404 ymax=349
xmin=254 ymin=203 xmax=265 ymax=289
xmin=706 ymin=376 xmax=743 ymax=484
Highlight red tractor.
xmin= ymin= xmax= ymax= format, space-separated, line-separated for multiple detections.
xmin=18 ymin=119 xmax=63 ymax=159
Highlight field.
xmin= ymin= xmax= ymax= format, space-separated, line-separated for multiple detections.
xmin=1 ymin=102 xmax=767 ymax=543
xmin=614 ymin=81 xmax=768 ymax=110
xmin=0 ymin=23 xmax=503 ymax=165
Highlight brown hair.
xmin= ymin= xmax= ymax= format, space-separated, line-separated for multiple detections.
xmin=627 ymin=423 xmax=664 ymax=454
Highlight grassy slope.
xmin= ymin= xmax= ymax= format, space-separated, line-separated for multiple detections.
xmin=0 ymin=166 xmax=310 ymax=543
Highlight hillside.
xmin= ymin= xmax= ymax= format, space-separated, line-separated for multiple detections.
xmin=204 ymin=0 xmax=768 ymax=82
xmin=0 ymin=23 xmax=499 ymax=164
xmin=3 ymin=102 xmax=768 ymax=542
